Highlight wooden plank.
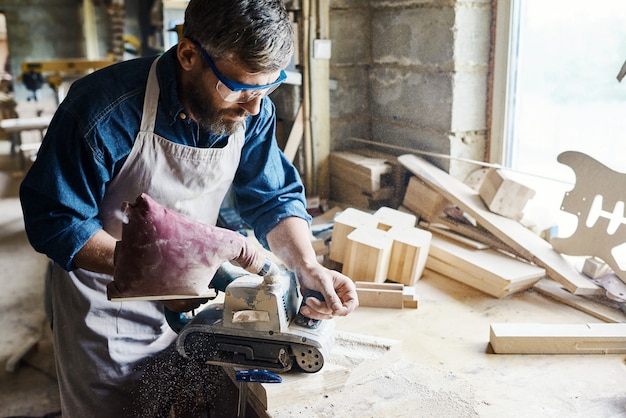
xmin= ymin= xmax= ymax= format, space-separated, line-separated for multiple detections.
xmin=489 ymin=322 xmax=626 ymax=354
xmin=355 ymin=282 xmax=404 ymax=309
xmin=397 ymin=154 xmax=600 ymax=295
xmin=426 ymin=257 xmax=538 ymax=298
xmin=422 ymin=221 xmax=490 ymax=250
xmin=533 ymin=279 xmax=626 ymax=323
xmin=433 ymin=215 xmax=524 ymax=257
xmin=428 ymin=234 xmax=545 ymax=291
xmin=282 ymin=103 xmax=304 ymax=163
xmin=354 ymin=281 xmax=418 ymax=309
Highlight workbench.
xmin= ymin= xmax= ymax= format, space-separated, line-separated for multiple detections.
xmin=0 ymin=115 xmax=51 ymax=169
xmin=250 ymin=270 xmax=626 ymax=417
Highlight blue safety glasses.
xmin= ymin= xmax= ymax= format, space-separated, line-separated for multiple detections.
xmin=190 ymin=38 xmax=287 ymax=103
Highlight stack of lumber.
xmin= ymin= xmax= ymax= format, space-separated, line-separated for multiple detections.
xmin=329 ymin=148 xmax=407 ymax=210
xmin=397 ymin=154 xmax=600 ymax=296
xmin=427 ymin=234 xmax=545 ymax=298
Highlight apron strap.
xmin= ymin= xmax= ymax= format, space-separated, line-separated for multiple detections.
xmin=140 ymin=56 xmax=161 ymax=134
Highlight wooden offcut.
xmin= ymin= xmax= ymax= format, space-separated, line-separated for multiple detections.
xmin=402 ymin=176 xmax=452 ymax=222
xmin=478 ymin=168 xmax=535 ymax=221
xmin=386 ymin=226 xmax=431 ymax=286
xmin=489 ymin=322 xmax=626 ymax=354
xmin=355 ymin=281 xmax=418 ymax=309
xmin=342 ymin=227 xmax=393 ymax=283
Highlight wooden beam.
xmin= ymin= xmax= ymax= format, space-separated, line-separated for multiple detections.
xmin=490 ymin=322 xmax=626 ymax=354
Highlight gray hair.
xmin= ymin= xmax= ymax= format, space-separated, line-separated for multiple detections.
xmin=183 ymin=0 xmax=294 ymax=73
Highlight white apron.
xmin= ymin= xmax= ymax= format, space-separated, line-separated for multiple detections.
xmin=50 ymin=57 xmax=245 ymax=417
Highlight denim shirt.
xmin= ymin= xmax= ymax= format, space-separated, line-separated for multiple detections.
xmin=19 ymin=47 xmax=310 ymax=271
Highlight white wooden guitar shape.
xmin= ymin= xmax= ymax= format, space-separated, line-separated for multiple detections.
xmin=551 ymin=151 xmax=626 ymax=285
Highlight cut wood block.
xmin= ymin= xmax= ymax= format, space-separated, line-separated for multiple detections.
xmin=386 ymin=226 xmax=431 ymax=286
xmin=330 ymin=151 xmax=392 ymax=193
xmin=489 ymin=322 xmax=626 ymax=354
xmin=342 ymin=227 xmax=393 ymax=283
xmin=373 ymin=206 xmax=417 ymax=230
xmin=329 ymin=208 xmax=378 ymax=263
xmin=355 ymin=281 xmax=418 ymax=309
xmin=403 ymin=176 xmax=452 ymax=222
xmin=426 ymin=234 xmax=545 ymax=298
xmin=398 ymin=154 xmax=600 ymax=295
xmin=581 ymin=257 xmax=610 ymax=279
xmin=478 ymin=168 xmax=535 ymax=221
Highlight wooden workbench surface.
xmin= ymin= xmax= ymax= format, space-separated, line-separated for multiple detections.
xmin=264 ymin=270 xmax=626 ymax=417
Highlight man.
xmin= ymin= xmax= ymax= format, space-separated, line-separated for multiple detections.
xmin=19 ymin=0 xmax=358 ymax=416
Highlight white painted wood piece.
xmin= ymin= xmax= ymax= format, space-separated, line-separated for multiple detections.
xmin=489 ymin=322 xmax=626 ymax=354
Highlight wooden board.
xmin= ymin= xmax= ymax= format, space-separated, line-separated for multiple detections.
xmin=533 ymin=279 xmax=626 ymax=323
xmin=426 ymin=234 xmax=545 ymax=298
xmin=398 ymin=154 xmax=600 ymax=295
xmin=489 ymin=322 xmax=626 ymax=354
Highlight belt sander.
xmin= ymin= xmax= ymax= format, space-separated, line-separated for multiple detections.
xmin=109 ymin=193 xmax=334 ymax=374
xmin=174 ymin=262 xmax=335 ymax=373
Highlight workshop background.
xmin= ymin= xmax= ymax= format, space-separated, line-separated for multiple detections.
xmin=1 ymin=0 xmax=626 ymax=417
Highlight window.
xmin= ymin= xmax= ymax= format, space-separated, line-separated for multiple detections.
xmin=491 ymin=0 xmax=626 ymax=230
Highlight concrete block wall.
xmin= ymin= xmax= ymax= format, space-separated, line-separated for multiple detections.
xmin=330 ymin=0 xmax=492 ymax=180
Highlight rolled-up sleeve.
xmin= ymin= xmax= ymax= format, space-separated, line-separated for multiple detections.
xmin=233 ymin=99 xmax=310 ymax=248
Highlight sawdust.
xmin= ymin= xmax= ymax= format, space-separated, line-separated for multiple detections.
xmin=129 ymin=343 xmax=236 ymax=418
xmin=272 ymin=360 xmax=479 ymax=418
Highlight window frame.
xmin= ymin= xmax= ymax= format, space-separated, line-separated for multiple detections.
xmin=489 ymin=0 xmax=519 ymax=167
